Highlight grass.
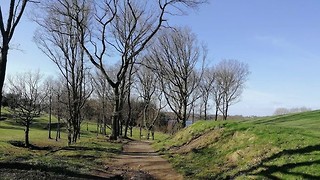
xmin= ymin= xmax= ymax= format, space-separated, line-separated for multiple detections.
xmin=154 ymin=110 xmax=320 ymax=179
xmin=0 ymin=109 xmax=123 ymax=179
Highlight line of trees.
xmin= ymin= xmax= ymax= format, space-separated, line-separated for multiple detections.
xmin=1 ymin=0 xmax=250 ymax=144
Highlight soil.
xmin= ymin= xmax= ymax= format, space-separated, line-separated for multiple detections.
xmin=108 ymin=140 xmax=184 ymax=180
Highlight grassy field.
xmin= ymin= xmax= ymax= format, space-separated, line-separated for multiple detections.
xmin=0 ymin=108 xmax=125 ymax=179
xmin=154 ymin=110 xmax=320 ymax=179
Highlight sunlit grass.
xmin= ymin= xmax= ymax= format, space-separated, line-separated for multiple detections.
xmin=0 ymin=110 xmax=123 ymax=177
xmin=154 ymin=110 xmax=320 ymax=179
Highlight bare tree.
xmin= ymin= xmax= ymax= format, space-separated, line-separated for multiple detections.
xmin=92 ymin=70 xmax=114 ymax=136
xmin=150 ymin=27 xmax=206 ymax=128
xmin=0 ymin=0 xmax=34 ymax=117
xmin=214 ymin=59 xmax=249 ymax=120
xmin=199 ymin=66 xmax=214 ymax=120
xmin=34 ymin=0 xmax=92 ymax=145
xmin=51 ymin=77 xmax=65 ymax=141
xmin=7 ymin=71 xmax=47 ymax=147
xmin=43 ymin=77 xmax=55 ymax=139
xmin=73 ymin=0 xmax=206 ymax=140
xmin=135 ymin=62 xmax=165 ymax=138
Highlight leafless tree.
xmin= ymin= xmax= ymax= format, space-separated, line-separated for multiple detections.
xmin=212 ymin=71 xmax=224 ymax=121
xmin=0 ymin=0 xmax=34 ymax=117
xmin=273 ymin=107 xmax=289 ymax=116
xmin=149 ymin=27 xmax=206 ymax=128
xmin=92 ymin=70 xmax=114 ymax=136
xmin=34 ymin=0 xmax=92 ymax=145
xmin=7 ymin=71 xmax=47 ymax=147
xmin=73 ymin=0 xmax=206 ymax=139
xmin=273 ymin=107 xmax=312 ymax=115
xmin=134 ymin=61 xmax=165 ymax=138
xmin=51 ymin=77 xmax=65 ymax=141
xmin=43 ymin=76 xmax=55 ymax=139
xmin=199 ymin=66 xmax=214 ymax=120
xmin=214 ymin=59 xmax=249 ymax=120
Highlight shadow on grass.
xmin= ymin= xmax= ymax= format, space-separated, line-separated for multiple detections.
xmin=60 ymin=146 xmax=121 ymax=153
xmin=8 ymin=140 xmax=53 ymax=150
xmin=234 ymin=144 xmax=320 ymax=179
xmin=0 ymin=162 xmax=122 ymax=180
xmin=0 ymin=125 xmax=24 ymax=131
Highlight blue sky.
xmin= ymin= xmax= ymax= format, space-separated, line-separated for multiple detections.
xmin=4 ymin=0 xmax=320 ymax=116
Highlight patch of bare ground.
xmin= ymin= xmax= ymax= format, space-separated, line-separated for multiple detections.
xmin=107 ymin=140 xmax=183 ymax=180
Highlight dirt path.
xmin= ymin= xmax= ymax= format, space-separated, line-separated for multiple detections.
xmin=111 ymin=140 xmax=183 ymax=180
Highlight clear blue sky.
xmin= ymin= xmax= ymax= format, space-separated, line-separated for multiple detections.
xmin=5 ymin=0 xmax=320 ymax=116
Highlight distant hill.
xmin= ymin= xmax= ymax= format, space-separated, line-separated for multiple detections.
xmin=154 ymin=110 xmax=320 ymax=179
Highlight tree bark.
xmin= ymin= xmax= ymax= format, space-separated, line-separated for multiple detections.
xmin=110 ymin=87 xmax=120 ymax=140
xmin=0 ymin=47 xmax=9 ymax=118
xmin=25 ymin=119 xmax=30 ymax=147
xmin=48 ymin=94 xmax=52 ymax=139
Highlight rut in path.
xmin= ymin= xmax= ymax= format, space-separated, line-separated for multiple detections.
xmin=113 ymin=140 xmax=183 ymax=180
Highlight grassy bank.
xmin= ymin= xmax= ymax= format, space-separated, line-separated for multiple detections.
xmin=154 ymin=110 xmax=320 ymax=179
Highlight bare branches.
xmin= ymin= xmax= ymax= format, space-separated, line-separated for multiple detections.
xmin=7 ymin=70 xmax=47 ymax=146
xmin=34 ymin=0 xmax=92 ymax=145
xmin=149 ymin=27 xmax=204 ymax=127
xmin=214 ymin=59 xmax=250 ymax=120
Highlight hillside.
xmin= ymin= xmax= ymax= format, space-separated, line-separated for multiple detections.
xmin=154 ymin=110 xmax=320 ymax=179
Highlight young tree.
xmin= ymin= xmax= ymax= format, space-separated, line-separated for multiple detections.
xmin=199 ymin=66 xmax=215 ymax=120
xmin=135 ymin=62 xmax=165 ymax=138
xmin=150 ymin=27 xmax=206 ymax=128
xmin=34 ymin=0 xmax=92 ymax=145
xmin=0 ymin=0 xmax=33 ymax=117
xmin=92 ymin=70 xmax=114 ymax=136
xmin=7 ymin=71 xmax=47 ymax=147
xmin=214 ymin=59 xmax=250 ymax=120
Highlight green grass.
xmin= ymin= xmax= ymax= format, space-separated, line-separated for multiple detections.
xmin=154 ymin=110 xmax=320 ymax=179
xmin=0 ymin=111 xmax=123 ymax=179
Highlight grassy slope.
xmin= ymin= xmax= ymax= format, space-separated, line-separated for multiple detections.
xmin=154 ymin=110 xmax=320 ymax=179
xmin=0 ymin=109 xmax=123 ymax=179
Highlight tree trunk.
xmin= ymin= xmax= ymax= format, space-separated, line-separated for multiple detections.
xmin=102 ymin=99 xmax=107 ymax=135
xmin=0 ymin=47 xmax=9 ymax=118
xmin=224 ymin=104 xmax=229 ymax=120
xmin=48 ymin=95 xmax=52 ymax=139
xmin=96 ymin=118 xmax=100 ymax=136
xmin=56 ymin=115 xmax=61 ymax=141
xmin=110 ymin=87 xmax=120 ymax=140
xmin=25 ymin=120 xmax=30 ymax=147
xmin=204 ymin=100 xmax=208 ymax=120
xmin=182 ymin=100 xmax=187 ymax=128
xmin=67 ymin=120 xmax=72 ymax=146
xmin=215 ymin=106 xmax=219 ymax=121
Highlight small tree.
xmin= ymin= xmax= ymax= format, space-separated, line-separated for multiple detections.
xmin=151 ymin=27 xmax=206 ymax=128
xmin=8 ymin=71 xmax=47 ymax=147
xmin=214 ymin=59 xmax=250 ymax=120
xmin=135 ymin=62 xmax=165 ymax=138
xmin=199 ymin=66 xmax=215 ymax=120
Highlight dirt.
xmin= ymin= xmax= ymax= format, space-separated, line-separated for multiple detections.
xmin=108 ymin=140 xmax=184 ymax=180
